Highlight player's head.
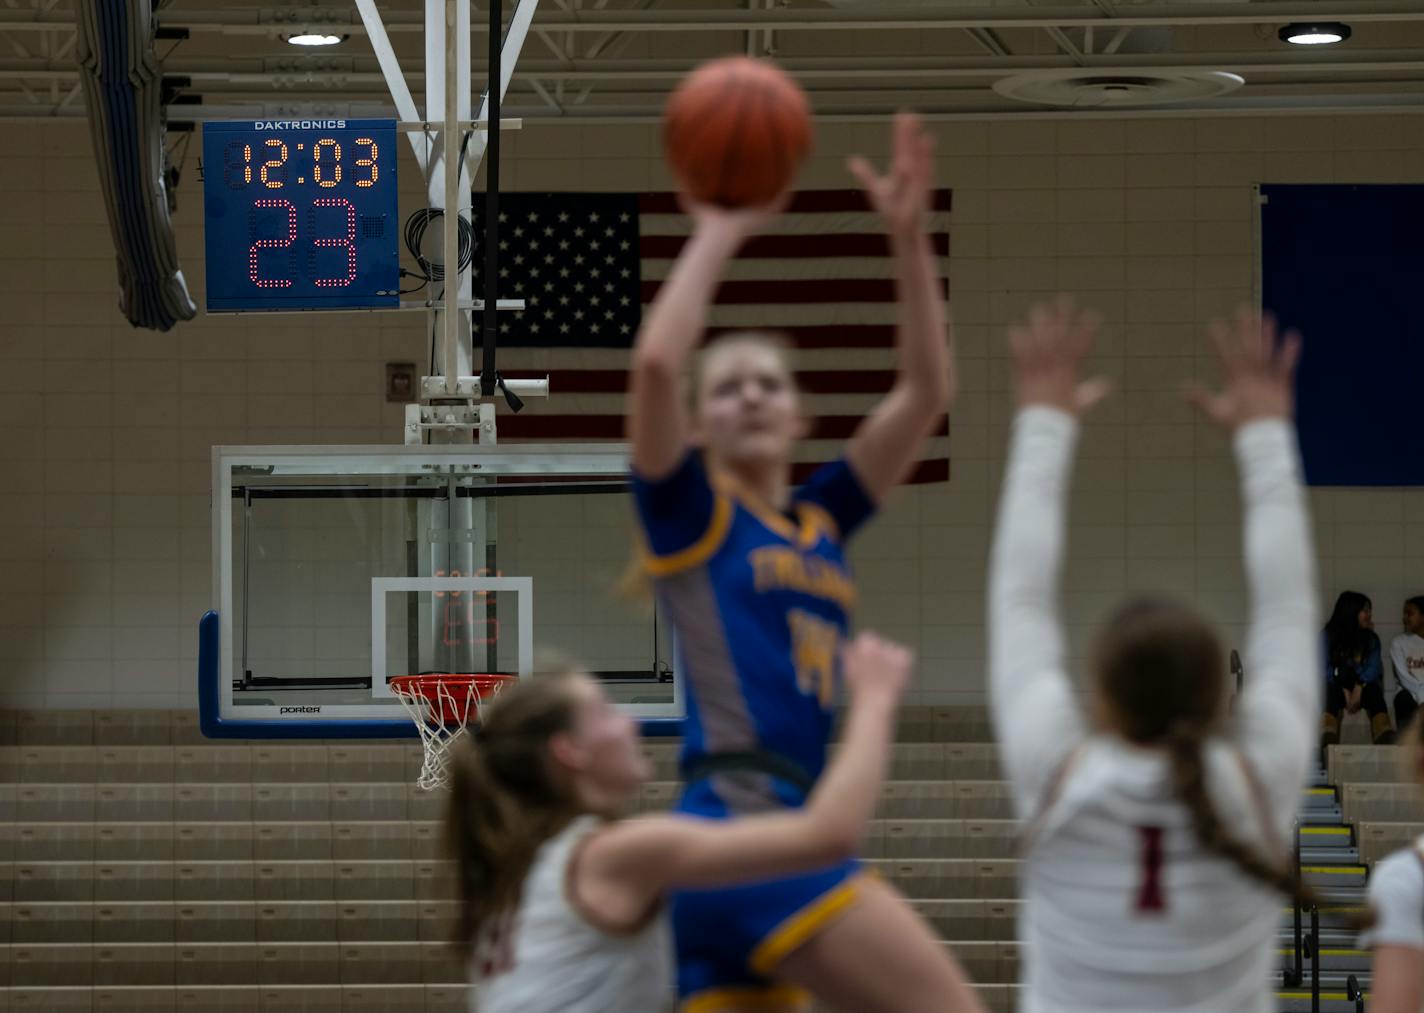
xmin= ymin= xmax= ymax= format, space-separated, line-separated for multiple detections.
xmin=1091 ymin=597 xmax=1317 ymax=905
xmin=690 ymin=332 xmax=808 ymax=473
xmin=446 ymin=659 xmax=651 ymax=960
xmin=1403 ymin=595 xmax=1424 ymax=636
xmin=1092 ymin=597 xmax=1226 ymax=744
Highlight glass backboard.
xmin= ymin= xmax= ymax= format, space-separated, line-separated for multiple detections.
xmin=200 ymin=443 xmax=681 ymax=737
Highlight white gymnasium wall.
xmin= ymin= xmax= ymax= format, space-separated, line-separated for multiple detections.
xmin=2 ymin=113 xmax=1424 ymax=709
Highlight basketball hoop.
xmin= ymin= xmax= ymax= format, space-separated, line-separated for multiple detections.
xmin=390 ymin=673 xmax=518 ymax=791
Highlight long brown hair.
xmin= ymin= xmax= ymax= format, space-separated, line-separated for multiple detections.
xmin=445 ymin=667 xmax=585 ymax=965
xmin=619 ymin=331 xmax=798 ymax=601
xmin=1094 ymin=597 xmax=1320 ymax=909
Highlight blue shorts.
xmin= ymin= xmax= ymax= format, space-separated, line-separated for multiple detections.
xmin=671 ymin=782 xmax=866 ymax=1010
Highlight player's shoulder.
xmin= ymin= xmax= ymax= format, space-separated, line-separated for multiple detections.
xmin=1364 ymin=840 xmax=1424 ymax=950
xmin=1371 ymin=844 xmax=1424 ymax=902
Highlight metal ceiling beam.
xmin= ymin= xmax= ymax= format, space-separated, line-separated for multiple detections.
xmin=11 ymin=2 xmax=1424 ymax=34
xmin=12 ymin=91 xmax=1424 ymax=124
xmin=12 ymin=51 xmax=1424 ymax=83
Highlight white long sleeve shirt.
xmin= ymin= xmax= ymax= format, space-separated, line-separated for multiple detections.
xmin=1392 ymin=633 xmax=1424 ymax=703
xmin=988 ymin=409 xmax=1320 ymax=1013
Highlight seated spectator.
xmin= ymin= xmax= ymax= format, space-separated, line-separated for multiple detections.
xmin=1322 ymin=590 xmax=1394 ymax=751
xmin=1391 ymin=595 xmax=1424 ymax=730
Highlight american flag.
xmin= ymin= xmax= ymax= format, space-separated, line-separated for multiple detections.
xmin=472 ymin=189 xmax=952 ymax=484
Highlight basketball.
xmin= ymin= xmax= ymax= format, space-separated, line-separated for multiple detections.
xmin=663 ymin=56 xmax=813 ymax=208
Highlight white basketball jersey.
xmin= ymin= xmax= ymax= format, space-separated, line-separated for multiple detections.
xmin=990 ymin=411 xmax=1322 ymax=1013
xmin=475 ymin=815 xmax=674 ymax=1013
xmin=1021 ymin=739 xmax=1286 ymax=1013
xmin=1362 ymin=834 xmax=1424 ymax=1012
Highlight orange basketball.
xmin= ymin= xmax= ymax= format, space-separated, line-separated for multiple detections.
xmin=663 ymin=57 xmax=813 ymax=208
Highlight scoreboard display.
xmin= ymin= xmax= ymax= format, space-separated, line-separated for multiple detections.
xmin=202 ymin=119 xmax=400 ymax=311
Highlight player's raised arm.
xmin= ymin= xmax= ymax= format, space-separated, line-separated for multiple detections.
xmin=1186 ymin=309 xmax=1319 ymax=826
xmin=845 ymin=112 xmax=956 ymax=501
xmin=627 ymin=204 xmax=785 ymax=480
xmin=988 ymin=297 xmax=1110 ymax=812
xmin=577 ymin=632 xmax=909 ymax=899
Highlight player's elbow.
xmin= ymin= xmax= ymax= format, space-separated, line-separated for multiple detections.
xmin=805 ymin=814 xmax=860 ymax=865
xmin=631 ymin=343 xmax=679 ymax=385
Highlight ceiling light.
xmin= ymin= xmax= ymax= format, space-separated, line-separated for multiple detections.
xmin=1279 ymin=22 xmax=1351 ymax=46
xmin=286 ymin=32 xmax=345 ymax=47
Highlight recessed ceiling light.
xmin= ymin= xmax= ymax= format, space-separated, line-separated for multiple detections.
xmin=1279 ymin=22 xmax=1351 ymax=46
xmin=286 ymin=32 xmax=345 ymax=47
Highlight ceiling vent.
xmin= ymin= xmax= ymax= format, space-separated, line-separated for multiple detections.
xmin=993 ymin=68 xmax=1245 ymax=107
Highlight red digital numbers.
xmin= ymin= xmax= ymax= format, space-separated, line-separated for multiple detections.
xmin=311 ymin=198 xmax=357 ymax=288
xmin=248 ymin=198 xmax=359 ymax=290
xmin=249 ymin=199 xmax=297 ymax=288
xmin=435 ymin=569 xmax=502 ymax=648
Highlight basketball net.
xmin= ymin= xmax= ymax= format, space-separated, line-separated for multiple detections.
xmin=390 ymin=674 xmax=516 ymax=791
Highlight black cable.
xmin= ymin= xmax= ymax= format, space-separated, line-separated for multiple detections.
xmin=398 ymin=268 xmax=428 ymax=296
xmin=402 ymin=207 xmax=473 ymax=284
xmin=428 ymin=287 xmax=442 ymax=372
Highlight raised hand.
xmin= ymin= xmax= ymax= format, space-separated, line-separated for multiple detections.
xmin=680 ymin=191 xmax=790 ymax=246
xmin=841 ymin=631 xmax=914 ymax=706
xmin=1007 ymin=295 xmax=1112 ymax=416
xmin=1186 ymin=307 xmax=1302 ymax=430
xmin=849 ymin=112 xmax=936 ymax=239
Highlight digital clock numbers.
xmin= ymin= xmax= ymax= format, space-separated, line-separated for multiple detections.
xmin=202 ymin=120 xmax=400 ymax=312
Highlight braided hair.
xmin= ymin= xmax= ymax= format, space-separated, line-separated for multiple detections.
xmin=1095 ymin=598 xmax=1321 ymax=912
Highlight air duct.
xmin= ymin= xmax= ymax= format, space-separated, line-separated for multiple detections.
xmin=75 ymin=0 xmax=196 ymax=331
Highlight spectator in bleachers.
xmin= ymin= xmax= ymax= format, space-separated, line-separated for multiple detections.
xmin=1390 ymin=595 xmax=1424 ymax=730
xmin=1322 ymin=590 xmax=1394 ymax=750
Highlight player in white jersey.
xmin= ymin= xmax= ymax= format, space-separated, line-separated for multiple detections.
xmin=988 ymin=300 xmax=1322 ymax=1013
xmin=445 ymin=634 xmax=929 ymax=1013
xmin=1363 ymin=713 xmax=1424 ymax=1012
xmin=1390 ymin=596 xmax=1424 ymax=731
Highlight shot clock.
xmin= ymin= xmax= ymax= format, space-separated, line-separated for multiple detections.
xmin=202 ymin=119 xmax=400 ymax=311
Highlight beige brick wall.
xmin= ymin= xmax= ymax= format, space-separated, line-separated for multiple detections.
xmin=2 ymin=113 xmax=1423 ymax=708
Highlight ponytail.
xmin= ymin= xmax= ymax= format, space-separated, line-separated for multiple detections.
xmin=444 ymin=670 xmax=583 ymax=967
xmin=1165 ymin=726 xmax=1323 ymax=912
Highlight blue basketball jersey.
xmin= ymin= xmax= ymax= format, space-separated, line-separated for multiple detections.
xmin=631 ymin=451 xmax=874 ymax=807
